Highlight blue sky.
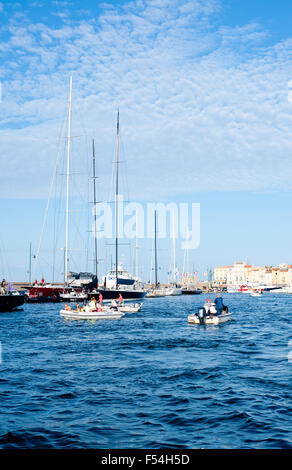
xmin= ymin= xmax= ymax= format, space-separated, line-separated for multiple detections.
xmin=0 ymin=0 xmax=292 ymax=282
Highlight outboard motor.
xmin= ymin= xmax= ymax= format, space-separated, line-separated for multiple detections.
xmin=197 ymin=307 xmax=206 ymax=325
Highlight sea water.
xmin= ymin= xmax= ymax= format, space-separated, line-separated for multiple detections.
xmin=0 ymin=294 xmax=291 ymax=448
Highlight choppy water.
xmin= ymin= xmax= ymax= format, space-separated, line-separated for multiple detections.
xmin=0 ymin=293 xmax=292 ymax=449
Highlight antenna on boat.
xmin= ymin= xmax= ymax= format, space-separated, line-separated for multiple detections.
xmin=64 ymin=75 xmax=72 ymax=285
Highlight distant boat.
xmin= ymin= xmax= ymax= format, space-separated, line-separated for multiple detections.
xmin=165 ymin=286 xmax=182 ymax=296
xmin=92 ymin=264 xmax=146 ymax=300
xmin=182 ymin=288 xmax=202 ymax=295
xmin=117 ymin=302 xmax=143 ymax=313
xmin=146 ymin=287 xmax=167 ymax=298
xmin=59 ymin=289 xmax=87 ymax=302
xmin=250 ymin=291 xmax=262 ymax=297
xmin=25 ymin=285 xmax=64 ymax=303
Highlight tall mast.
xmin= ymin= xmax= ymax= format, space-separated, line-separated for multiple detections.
xmin=92 ymin=139 xmax=98 ymax=283
xmin=64 ymin=75 xmax=72 ymax=285
xmin=154 ymin=210 xmax=158 ymax=287
xmin=172 ymin=223 xmax=176 ymax=284
xmin=115 ymin=110 xmax=120 ymax=286
xmin=135 ymin=212 xmax=138 ymax=279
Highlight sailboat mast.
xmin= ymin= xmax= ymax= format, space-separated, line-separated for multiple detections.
xmin=154 ymin=210 xmax=158 ymax=287
xmin=135 ymin=212 xmax=138 ymax=279
xmin=115 ymin=110 xmax=120 ymax=286
xmin=64 ymin=75 xmax=72 ymax=285
xmin=92 ymin=139 xmax=98 ymax=283
xmin=172 ymin=225 xmax=176 ymax=284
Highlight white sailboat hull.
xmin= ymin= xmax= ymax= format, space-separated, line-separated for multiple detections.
xmin=165 ymin=287 xmax=182 ymax=296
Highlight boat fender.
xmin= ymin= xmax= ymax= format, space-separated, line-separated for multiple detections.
xmin=198 ymin=307 xmax=205 ymax=325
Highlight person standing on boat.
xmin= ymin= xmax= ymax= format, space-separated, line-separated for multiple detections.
xmin=1 ymin=279 xmax=6 ymax=294
xmin=98 ymin=293 xmax=103 ymax=306
xmin=214 ymin=294 xmax=223 ymax=315
xmin=118 ymin=293 xmax=123 ymax=305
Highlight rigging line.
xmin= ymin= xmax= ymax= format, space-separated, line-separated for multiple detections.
xmin=33 ymin=113 xmax=67 ymax=280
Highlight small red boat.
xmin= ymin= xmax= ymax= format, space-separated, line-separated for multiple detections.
xmin=25 ymin=285 xmax=66 ymax=303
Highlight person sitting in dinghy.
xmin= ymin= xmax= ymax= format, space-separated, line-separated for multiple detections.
xmin=204 ymin=299 xmax=211 ymax=314
xmin=111 ymin=299 xmax=118 ymax=310
xmin=88 ymin=297 xmax=97 ymax=312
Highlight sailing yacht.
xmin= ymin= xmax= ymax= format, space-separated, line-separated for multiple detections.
xmin=88 ymin=111 xmax=146 ymax=301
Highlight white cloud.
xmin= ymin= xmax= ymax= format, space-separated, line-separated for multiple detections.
xmin=0 ymin=0 xmax=292 ymax=201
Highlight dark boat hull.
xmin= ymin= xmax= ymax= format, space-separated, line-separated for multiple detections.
xmin=182 ymin=289 xmax=202 ymax=295
xmin=0 ymin=294 xmax=25 ymax=312
xmin=89 ymin=289 xmax=146 ymax=300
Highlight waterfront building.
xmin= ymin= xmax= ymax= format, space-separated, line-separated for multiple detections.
xmin=213 ymin=262 xmax=292 ymax=288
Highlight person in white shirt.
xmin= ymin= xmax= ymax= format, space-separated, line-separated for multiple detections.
xmin=88 ymin=297 xmax=97 ymax=311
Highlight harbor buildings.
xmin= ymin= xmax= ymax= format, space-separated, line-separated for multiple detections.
xmin=213 ymin=262 xmax=292 ymax=288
